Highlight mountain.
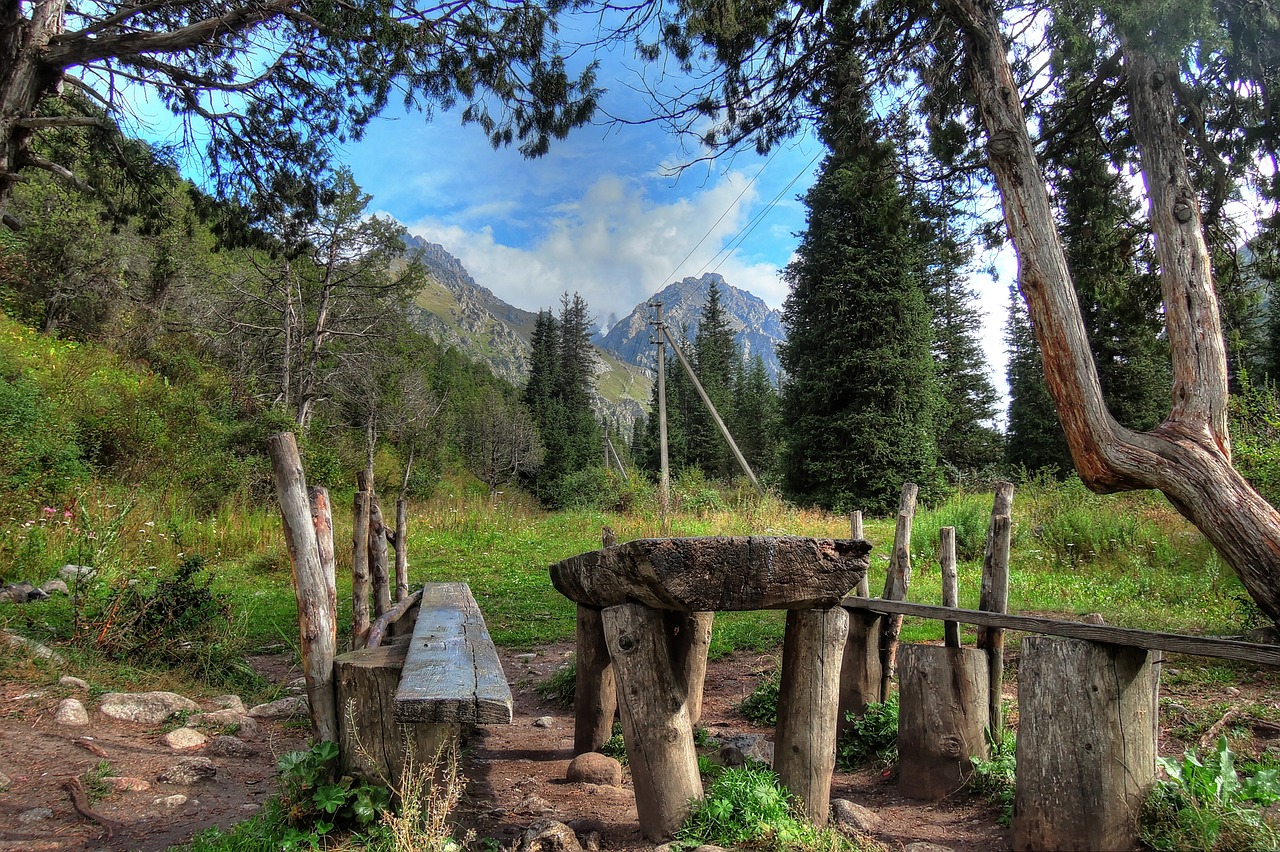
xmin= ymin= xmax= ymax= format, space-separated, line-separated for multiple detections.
xmin=403 ymin=236 xmax=651 ymax=431
xmin=594 ymin=273 xmax=786 ymax=383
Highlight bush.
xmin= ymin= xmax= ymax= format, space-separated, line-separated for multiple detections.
xmin=967 ymin=731 xmax=1016 ymax=825
xmin=555 ymin=466 xmax=650 ymax=512
xmin=736 ymin=664 xmax=780 ymax=726
xmin=674 ymin=468 xmax=725 ymax=516
xmin=911 ymin=491 xmax=992 ymax=562
xmin=837 ymin=694 xmax=900 ymax=770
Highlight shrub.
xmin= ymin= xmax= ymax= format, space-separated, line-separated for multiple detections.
xmin=736 ymin=664 xmax=780 ymax=726
xmin=837 ymin=694 xmax=900 ymax=770
xmin=911 ymin=491 xmax=992 ymax=562
xmin=967 ymin=731 xmax=1016 ymax=826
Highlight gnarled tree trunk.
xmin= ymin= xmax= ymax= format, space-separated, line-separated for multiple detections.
xmin=941 ymin=0 xmax=1280 ymax=621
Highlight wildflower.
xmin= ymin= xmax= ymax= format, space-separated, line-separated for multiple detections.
xmin=42 ymin=507 xmax=55 ymax=515
xmin=63 ymin=511 xmax=72 ymax=519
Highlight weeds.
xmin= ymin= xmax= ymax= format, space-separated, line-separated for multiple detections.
xmin=837 ymin=694 xmax=900 ymax=770
xmin=379 ymin=744 xmax=470 ymax=852
xmin=967 ymin=731 xmax=1016 ymax=826
xmin=736 ymin=662 xmax=781 ymax=726
xmin=535 ymin=659 xmax=576 ymax=708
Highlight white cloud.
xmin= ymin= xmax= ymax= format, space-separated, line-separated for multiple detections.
xmin=404 ymin=169 xmax=779 ymax=320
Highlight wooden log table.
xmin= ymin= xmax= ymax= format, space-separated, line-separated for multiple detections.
xmin=551 ymin=536 xmax=870 ymax=841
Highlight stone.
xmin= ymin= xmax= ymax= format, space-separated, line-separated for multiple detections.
xmin=39 ymin=579 xmax=69 ymax=596
xmin=247 ymin=696 xmax=308 ymax=719
xmin=831 ymin=799 xmax=880 ymax=834
xmin=206 ymin=735 xmax=259 ymax=758
xmin=157 ymin=757 xmax=216 ymax=785
xmin=514 ymin=794 xmax=555 ymax=816
xmin=17 ymin=807 xmax=53 ymax=824
xmin=104 ymin=776 xmax=151 ymax=792
xmin=0 ymin=582 xmax=35 ymax=603
xmin=59 ymin=564 xmax=96 ymax=583
xmin=54 ymin=698 xmax=89 ymax=726
xmin=534 ymin=715 xmax=555 ymax=728
xmin=99 ymin=691 xmax=200 ymax=725
xmin=566 ymin=753 xmax=622 ymax=787
xmin=154 ymin=794 xmax=189 ymax=808
xmin=210 ymin=695 xmax=247 ymax=714
xmin=693 ymin=847 xmax=729 ymax=852
xmin=2 ymin=632 xmax=63 ymax=663
xmin=189 ymin=708 xmax=244 ymax=728
xmin=712 ymin=733 xmax=773 ymax=766
xmin=162 ymin=728 xmax=207 ymax=750
xmin=515 ymin=653 xmax=537 ymax=663
xmin=903 ymin=844 xmax=958 ymax=852
xmin=59 ymin=676 xmax=89 ymax=690
xmin=516 ymin=819 xmax=582 ymax=852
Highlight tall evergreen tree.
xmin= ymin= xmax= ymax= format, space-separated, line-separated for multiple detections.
xmin=689 ymin=279 xmax=738 ymax=478
xmin=729 ymin=354 xmax=781 ymax=482
xmin=1005 ymin=287 xmax=1073 ymax=476
xmin=779 ymin=71 xmax=939 ymax=513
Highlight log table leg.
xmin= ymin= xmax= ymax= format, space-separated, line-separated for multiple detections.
xmin=775 ymin=606 xmax=848 ymax=826
xmin=574 ymin=604 xmax=617 ymax=754
xmin=837 ymin=610 xmax=883 ymax=739
xmin=897 ymin=644 xmax=989 ymax=800
xmin=684 ymin=611 xmax=713 ymax=727
xmin=1013 ymin=636 xmax=1156 ymax=851
xmin=602 ymin=602 xmax=703 ymax=841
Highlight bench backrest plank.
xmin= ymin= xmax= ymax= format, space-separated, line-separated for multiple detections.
xmin=394 ymin=582 xmax=513 ymax=724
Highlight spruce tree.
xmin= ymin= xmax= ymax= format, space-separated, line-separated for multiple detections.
xmin=730 ymin=354 xmax=781 ymax=482
xmin=1004 ymin=287 xmax=1073 ymax=476
xmin=690 ymin=279 xmax=738 ymax=478
xmin=779 ymin=72 xmax=940 ymax=513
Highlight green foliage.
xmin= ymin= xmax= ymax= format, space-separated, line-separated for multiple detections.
xmin=837 ymin=694 xmax=900 ymax=770
xmin=535 ymin=659 xmax=576 ymax=708
xmin=555 ymin=467 xmax=650 ymax=512
xmin=967 ymin=731 xmax=1016 ymax=826
xmin=600 ymin=721 xmax=628 ymax=765
xmin=277 ymin=741 xmax=392 ymax=836
xmin=911 ymin=491 xmax=992 ymax=562
xmin=1141 ymin=736 xmax=1280 ymax=852
xmin=1229 ymin=371 xmax=1280 ymax=507
xmin=82 ymin=759 xmax=115 ymax=804
xmin=674 ymin=467 xmax=726 ymax=516
xmin=675 ymin=766 xmax=862 ymax=851
xmin=736 ymin=664 xmax=781 ymax=726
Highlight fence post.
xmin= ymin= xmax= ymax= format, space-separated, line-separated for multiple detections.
xmin=879 ymin=482 xmax=918 ymax=702
xmin=978 ymin=481 xmax=1014 ymax=740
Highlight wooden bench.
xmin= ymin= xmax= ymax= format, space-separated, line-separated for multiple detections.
xmin=334 ymin=582 xmax=511 ymax=783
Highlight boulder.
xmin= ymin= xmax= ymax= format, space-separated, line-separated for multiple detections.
xmin=99 ymin=691 xmax=200 ymax=725
xmin=59 ymin=676 xmax=89 ymax=691
xmin=210 ymin=695 xmax=247 ymax=714
xmin=247 ymin=696 xmax=308 ymax=719
xmin=516 ymin=820 xmax=582 ymax=852
xmin=53 ymin=698 xmax=89 ymax=727
xmin=39 ymin=579 xmax=69 ymax=596
xmin=59 ymin=564 xmax=96 ymax=584
xmin=566 ymin=753 xmax=622 ymax=787
xmin=206 ymin=735 xmax=260 ymax=759
xmin=157 ymin=756 xmax=216 ymax=785
xmin=161 ymin=728 xmax=207 ymax=750
xmin=831 ymin=799 xmax=880 ymax=834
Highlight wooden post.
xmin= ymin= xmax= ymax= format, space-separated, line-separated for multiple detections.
xmin=896 ymin=644 xmax=989 ymax=800
xmin=366 ymin=588 xmax=423 ymax=649
xmin=308 ymin=486 xmax=339 ymax=649
xmin=852 ymin=510 xmax=869 ymax=597
xmin=940 ymin=526 xmax=960 ymax=648
xmin=334 ymin=642 xmax=458 ymax=786
xmin=775 ymin=606 xmax=848 ymax=826
xmin=369 ymin=494 xmax=392 ymax=619
xmin=879 ymin=482 xmax=918 ymax=702
xmin=651 ymin=301 xmax=670 ymax=529
xmin=602 ymin=603 xmax=702 ymax=841
xmin=684 ymin=611 xmax=713 ymax=727
xmin=978 ymin=481 xmax=1014 ymax=741
xmin=394 ymin=498 xmax=409 ymax=603
xmin=266 ymin=433 xmax=339 ymax=743
xmin=1013 ymin=637 xmax=1156 ymax=851
xmin=352 ymin=489 xmax=372 ymax=650
xmin=574 ymin=604 xmax=617 ymax=754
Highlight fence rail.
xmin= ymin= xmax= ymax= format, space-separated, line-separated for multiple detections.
xmin=841 ymin=596 xmax=1280 ymax=668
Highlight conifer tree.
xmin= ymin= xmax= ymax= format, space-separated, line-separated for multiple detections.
xmin=730 ymin=354 xmax=781 ymax=481
xmin=1005 ymin=287 xmax=1073 ymax=476
xmin=690 ymin=279 xmax=738 ymax=478
xmin=779 ymin=69 xmax=939 ymax=513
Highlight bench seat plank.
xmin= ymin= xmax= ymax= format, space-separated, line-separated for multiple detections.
xmin=394 ymin=582 xmax=513 ymax=724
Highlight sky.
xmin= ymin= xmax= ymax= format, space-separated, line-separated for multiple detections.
xmin=334 ymin=28 xmax=1014 ymax=398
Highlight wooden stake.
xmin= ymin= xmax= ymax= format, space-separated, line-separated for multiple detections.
xmin=574 ymin=604 xmax=617 ymax=754
xmin=266 ymin=432 xmax=339 ymax=742
xmin=394 ymin=498 xmax=409 ymax=603
xmin=897 ymin=644 xmax=989 ymax=800
xmin=978 ymin=481 xmax=1014 ymax=741
xmin=352 ymin=489 xmax=372 ymax=650
xmin=369 ymin=494 xmax=391 ymax=619
xmin=775 ymin=606 xmax=848 ymax=826
xmin=852 ymin=510 xmax=869 ymax=597
xmin=602 ymin=603 xmax=702 ymax=841
xmin=940 ymin=526 xmax=960 ymax=649
xmin=879 ymin=482 xmax=918 ymax=702
xmin=308 ymin=486 xmax=339 ymax=648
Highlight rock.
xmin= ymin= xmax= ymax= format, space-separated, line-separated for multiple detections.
xmin=0 ymin=581 xmax=39 ymax=603
xmin=1226 ymin=686 xmax=1241 ymax=697
xmin=580 ymin=830 xmax=601 ymax=852
xmin=99 ymin=691 xmax=200 ymax=725
xmin=210 ymin=695 xmax=247 ymax=714
xmin=157 ymin=757 xmax=216 ymax=785
xmin=103 ymin=776 xmax=151 ymax=792
xmin=1082 ymin=613 xmax=1106 ymax=625
xmin=514 ymin=794 xmax=555 ymax=816
xmin=904 ymin=844 xmax=958 ymax=852
xmin=59 ymin=564 xmax=96 ymax=583
xmin=831 ymin=798 xmax=880 ymax=834
xmin=39 ymin=579 xmax=69 ymax=596
xmin=693 ymin=846 xmax=729 ymax=852
xmin=59 ymin=676 xmax=89 ymax=690
xmin=2 ymin=632 xmax=64 ymax=664
xmin=162 ymin=728 xmax=207 ymax=750
xmin=516 ymin=819 xmax=582 ymax=852
xmin=534 ymin=715 xmax=555 ymax=728
xmin=54 ymin=698 xmax=89 ymax=726
xmin=17 ymin=807 xmax=53 ymax=824
xmin=712 ymin=733 xmax=773 ymax=766
xmin=515 ymin=653 xmax=537 ymax=663
xmin=206 ymin=735 xmax=259 ymax=758
xmin=566 ymin=753 xmax=622 ymax=787
xmin=154 ymin=794 xmax=189 ymax=808
xmin=189 ymin=708 xmax=244 ymax=728
xmin=717 ymin=744 xmax=746 ymax=768
xmin=247 ymin=696 xmax=308 ymax=719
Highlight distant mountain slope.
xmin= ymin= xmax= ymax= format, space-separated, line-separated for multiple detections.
xmin=404 ymin=236 xmax=651 ymax=431
xmin=595 ymin=273 xmax=785 ymax=383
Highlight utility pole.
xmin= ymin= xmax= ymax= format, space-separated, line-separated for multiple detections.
xmin=649 ymin=300 xmax=670 ymax=528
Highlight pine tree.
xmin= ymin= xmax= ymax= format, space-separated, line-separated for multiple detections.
xmin=730 ymin=354 xmax=781 ymax=481
xmin=1004 ymin=287 xmax=1073 ymax=476
xmin=779 ymin=74 xmax=940 ymax=513
xmin=690 ymin=279 xmax=738 ymax=478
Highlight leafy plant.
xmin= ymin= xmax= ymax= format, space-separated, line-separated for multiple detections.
xmin=276 ymin=740 xmax=391 ymax=836
xmin=1141 ymin=736 xmax=1280 ymax=852
xmin=600 ymin=721 xmax=628 ymax=765
xmin=736 ymin=663 xmax=780 ymax=726
xmin=82 ymin=759 xmax=114 ymax=803
xmin=966 ymin=730 xmax=1016 ymax=826
xmin=837 ymin=693 xmax=900 ymax=770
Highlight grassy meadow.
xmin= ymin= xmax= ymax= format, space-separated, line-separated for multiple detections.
xmin=0 ymin=470 xmax=1260 ymax=700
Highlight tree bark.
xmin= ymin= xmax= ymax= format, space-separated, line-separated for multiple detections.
xmin=573 ymin=604 xmax=618 ymax=754
xmin=896 ymin=645 xmax=989 ymax=801
xmin=940 ymin=0 xmax=1280 ymax=621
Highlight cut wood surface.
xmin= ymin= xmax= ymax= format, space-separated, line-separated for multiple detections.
xmin=551 ymin=536 xmax=871 ymax=611
xmin=394 ymin=583 xmax=513 ymax=725
xmin=843 ymin=597 xmax=1280 ymax=667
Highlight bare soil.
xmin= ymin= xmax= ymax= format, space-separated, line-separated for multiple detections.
xmin=0 ymin=643 xmax=1276 ymax=851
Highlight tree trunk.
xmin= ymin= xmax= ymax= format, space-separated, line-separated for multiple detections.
xmin=0 ymin=2 xmax=67 ymax=217
xmin=940 ymin=0 xmax=1280 ymax=622
xmin=573 ymin=604 xmax=617 ymax=754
